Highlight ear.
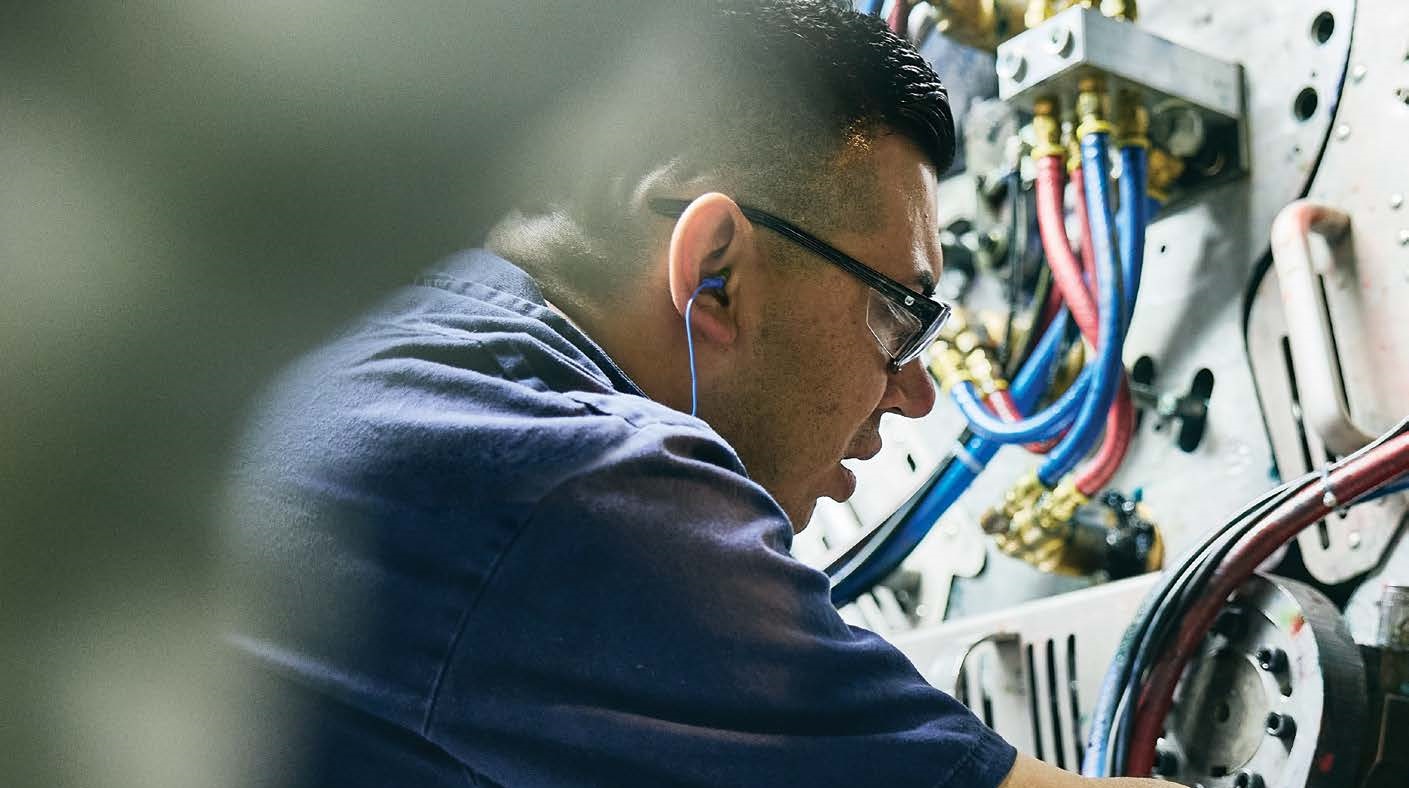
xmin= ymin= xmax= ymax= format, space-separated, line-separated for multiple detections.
xmin=665 ymin=192 xmax=753 ymax=345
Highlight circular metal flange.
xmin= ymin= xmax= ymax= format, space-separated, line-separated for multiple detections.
xmin=1161 ymin=574 xmax=1366 ymax=788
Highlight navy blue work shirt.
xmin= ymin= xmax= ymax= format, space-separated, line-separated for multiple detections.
xmin=225 ymin=250 xmax=1016 ymax=787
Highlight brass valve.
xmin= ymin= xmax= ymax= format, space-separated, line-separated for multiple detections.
xmin=1024 ymin=0 xmax=1059 ymax=28
xmin=965 ymin=348 xmax=1009 ymax=396
xmin=927 ymin=341 xmax=973 ymax=392
xmin=981 ymin=470 xmax=1047 ymax=536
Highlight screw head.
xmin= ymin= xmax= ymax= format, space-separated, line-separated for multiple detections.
xmin=1256 ymin=646 xmax=1287 ymax=672
xmin=1398 ymin=229 xmax=1409 ymax=246
xmin=1336 ymin=124 xmax=1352 ymax=140
xmin=1046 ymin=25 xmax=1074 ymax=56
xmin=997 ymin=49 xmax=1027 ymax=82
xmin=1351 ymin=63 xmax=1368 ymax=82
xmin=1266 ymin=712 xmax=1297 ymax=739
xmin=1392 ymin=193 xmax=1404 ymax=210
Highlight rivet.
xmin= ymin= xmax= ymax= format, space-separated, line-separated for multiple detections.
xmin=1398 ymin=229 xmax=1409 ymax=246
xmin=1348 ymin=531 xmax=1362 ymax=548
xmin=1335 ymin=124 xmax=1351 ymax=140
xmin=1351 ymin=63 xmax=1367 ymax=82
xmin=1391 ymin=193 xmax=1404 ymax=210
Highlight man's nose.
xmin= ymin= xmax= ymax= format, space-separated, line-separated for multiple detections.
xmin=885 ymin=356 xmax=937 ymax=419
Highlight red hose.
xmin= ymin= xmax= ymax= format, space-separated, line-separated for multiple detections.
xmin=1069 ymin=164 xmax=1098 ymax=286
xmin=1074 ymin=376 xmax=1134 ymax=495
xmin=1125 ymin=432 xmax=1409 ymax=776
xmin=887 ymin=0 xmax=911 ymax=35
xmin=1036 ymin=156 xmax=1099 ymax=345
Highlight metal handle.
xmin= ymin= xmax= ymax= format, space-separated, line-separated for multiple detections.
xmin=1269 ymin=200 xmax=1375 ymax=455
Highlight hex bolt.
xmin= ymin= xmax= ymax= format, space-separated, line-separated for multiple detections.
xmin=1153 ymin=748 xmax=1180 ymax=776
xmin=1265 ymin=712 xmax=1297 ymax=739
xmin=1233 ymin=771 xmax=1265 ymax=788
xmin=1256 ymin=646 xmax=1287 ymax=672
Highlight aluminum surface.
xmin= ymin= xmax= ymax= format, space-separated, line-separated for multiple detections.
xmin=1246 ymin=0 xmax=1408 ymax=583
xmin=997 ymin=6 xmax=1243 ymax=119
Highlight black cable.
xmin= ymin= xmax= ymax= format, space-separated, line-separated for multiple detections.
xmin=999 ymin=171 xmax=1023 ymax=371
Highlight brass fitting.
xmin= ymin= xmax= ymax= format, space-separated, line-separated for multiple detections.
xmin=1024 ymin=0 xmax=1059 ymax=28
xmin=1075 ymin=77 xmax=1116 ymax=140
xmin=1065 ymin=126 xmax=1083 ymax=174
xmin=1146 ymin=146 xmax=1185 ymax=202
xmin=1113 ymin=89 xmax=1150 ymax=149
xmin=982 ymin=470 xmax=1047 ymax=537
xmin=1038 ymin=476 xmax=1089 ymax=529
xmin=931 ymin=0 xmax=1030 ymax=52
xmin=927 ymin=341 xmax=972 ymax=393
xmin=1100 ymin=0 xmax=1137 ymax=21
xmin=965 ymin=348 xmax=1009 ymax=395
xmin=1031 ymin=97 xmax=1066 ymax=159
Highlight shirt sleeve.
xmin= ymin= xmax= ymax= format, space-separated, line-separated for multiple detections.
xmin=424 ymin=419 xmax=1017 ymax=788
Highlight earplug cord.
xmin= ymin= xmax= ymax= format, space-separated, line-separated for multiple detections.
xmin=685 ymin=276 xmax=726 ymax=418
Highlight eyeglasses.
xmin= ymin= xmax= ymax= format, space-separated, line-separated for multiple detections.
xmin=650 ymin=198 xmax=951 ymax=372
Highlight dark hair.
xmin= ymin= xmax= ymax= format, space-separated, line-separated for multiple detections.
xmin=489 ymin=0 xmax=954 ymax=298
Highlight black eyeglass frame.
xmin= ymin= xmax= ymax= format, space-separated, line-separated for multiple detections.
xmin=649 ymin=197 xmax=951 ymax=371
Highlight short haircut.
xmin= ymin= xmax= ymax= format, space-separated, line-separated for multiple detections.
xmin=488 ymin=0 xmax=954 ymax=300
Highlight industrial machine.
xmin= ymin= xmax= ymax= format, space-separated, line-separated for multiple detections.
xmin=796 ymin=2 xmax=1409 ymax=784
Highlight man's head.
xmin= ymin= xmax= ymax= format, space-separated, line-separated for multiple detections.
xmin=489 ymin=0 xmax=954 ymax=528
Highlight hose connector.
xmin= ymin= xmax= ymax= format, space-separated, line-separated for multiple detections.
xmin=1146 ymin=146 xmax=1185 ymax=202
xmin=1037 ymin=476 xmax=1089 ymax=529
xmin=1114 ymin=90 xmax=1150 ymax=149
xmin=1031 ymin=97 xmax=1066 ymax=159
xmin=965 ymin=348 xmax=1009 ymax=396
xmin=981 ymin=470 xmax=1047 ymax=536
xmin=927 ymin=341 xmax=972 ymax=393
xmin=1075 ymin=76 xmax=1116 ymax=140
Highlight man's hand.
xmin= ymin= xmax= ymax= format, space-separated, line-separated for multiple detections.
xmin=1001 ymin=754 xmax=1166 ymax=788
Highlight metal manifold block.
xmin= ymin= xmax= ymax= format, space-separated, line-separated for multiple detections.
xmin=996 ymin=5 xmax=1247 ymax=201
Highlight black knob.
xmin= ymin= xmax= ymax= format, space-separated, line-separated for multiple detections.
xmin=1153 ymin=748 xmax=1179 ymax=776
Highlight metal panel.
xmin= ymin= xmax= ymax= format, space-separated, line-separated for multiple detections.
xmin=1246 ymin=0 xmax=1409 ymax=582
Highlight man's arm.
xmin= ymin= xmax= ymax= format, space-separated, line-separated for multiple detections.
xmin=1001 ymin=754 xmax=1165 ymax=788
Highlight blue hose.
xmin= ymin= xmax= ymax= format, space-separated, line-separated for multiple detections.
xmin=1038 ymin=133 xmax=1125 ymax=486
xmin=829 ymin=311 xmax=1074 ymax=603
xmin=952 ymin=376 xmax=1087 ymax=444
xmin=1116 ymin=147 xmax=1149 ymax=320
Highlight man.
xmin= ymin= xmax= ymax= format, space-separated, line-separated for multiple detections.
xmin=226 ymin=2 xmax=1161 ymax=786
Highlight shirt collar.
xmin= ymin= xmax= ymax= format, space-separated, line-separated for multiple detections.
xmin=419 ymin=250 xmax=648 ymax=398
